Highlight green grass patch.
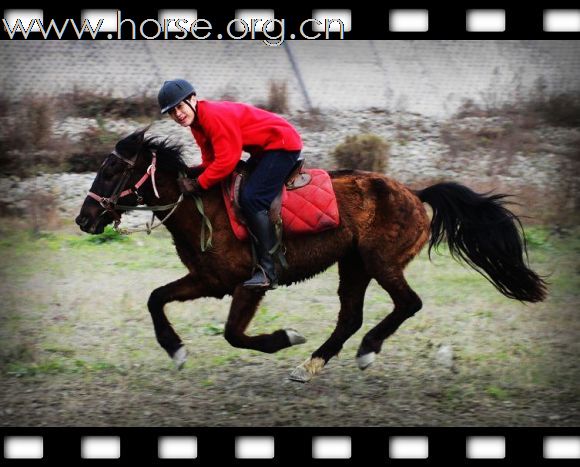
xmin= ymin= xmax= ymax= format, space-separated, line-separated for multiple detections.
xmin=211 ymin=354 xmax=239 ymax=366
xmin=67 ymin=226 xmax=130 ymax=246
xmin=201 ymin=323 xmax=225 ymax=336
xmin=5 ymin=357 xmax=126 ymax=378
xmin=485 ymin=385 xmax=510 ymax=400
xmin=524 ymin=226 xmax=552 ymax=248
xmin=42 ymin=345 xmax=76 ymax=357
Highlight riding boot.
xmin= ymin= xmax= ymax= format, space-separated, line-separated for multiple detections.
xmin=243 ymin=210 xmax=278 ymax=290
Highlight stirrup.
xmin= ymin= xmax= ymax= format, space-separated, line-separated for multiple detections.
xmin=243 ymin=266 xmax=278 ymax=290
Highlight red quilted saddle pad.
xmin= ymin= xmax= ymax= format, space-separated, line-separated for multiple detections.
xmin=222 ymin=169 xmax=340 ymax=242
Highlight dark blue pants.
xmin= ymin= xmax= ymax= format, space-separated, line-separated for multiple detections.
xmin=240 ymin=150 xmax=302 ymax=214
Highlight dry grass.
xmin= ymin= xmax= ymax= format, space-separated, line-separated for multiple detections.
xmin=58 ymin=88 xmax=160 ymax=121
xmin=67 ymin=126 xmax=123 ymax=172
xmin=291 ymin=107 xmax=328 ymax=132
xmin=438 ymin=87 xmax=580 ymax=227
xmin=456 ymin=88 xmax=580 ymax=129
xmin=256 ymin=80 xmax=289 ymax=114
xmin=25 ymin=192 xmax=63 ymax=233
xmin=440 ymin=120 xmax=540 ymax=165
xmin=0 ymin=97 xmax=74 ymax=176
xmin=0 ymin=94 xmax=124 ymax=175
xmin=409 ymin=175 xmax=580 ymax=228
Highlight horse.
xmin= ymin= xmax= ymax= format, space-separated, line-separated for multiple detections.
xmin=75 ymin=129 xmax=547 ymax=382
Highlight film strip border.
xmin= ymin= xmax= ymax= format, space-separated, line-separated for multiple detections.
xmin=1 ymin=428 xmax=580 ymax=463
xmin=2 ymin=6 xmax=580 ymax=40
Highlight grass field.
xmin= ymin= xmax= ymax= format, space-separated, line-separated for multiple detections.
xmin=0 ymin=220 xmax=578 ymax=427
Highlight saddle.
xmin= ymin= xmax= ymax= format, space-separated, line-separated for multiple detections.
xmin=221 ymin=159 xmax=340 ymax=243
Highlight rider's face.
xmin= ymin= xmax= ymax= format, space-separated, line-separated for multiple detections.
xmin=169 ymin=97 xmax=196 ymax=127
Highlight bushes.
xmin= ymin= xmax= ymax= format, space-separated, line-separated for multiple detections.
xmin=529 ymin=92 xmax=580 ymax=128
xmin=455 ymin=89 xmax=580 ymax=129
xmin=59 ymin=89 xmax=160 ymax=121
xmin=332 ymin=133 xmax=390 ymax=172
xmin=0 ymin=95 xmax=122 ymax=176
xmin=1 ymin=98 xmax=57 ymax=152
xmin=292 ymin=107 xmax=327 ymax=132
xmin=256 ymin=80 xmax=289 ymax=114
xmin=0 ymin=97 xmax=72 ymax=176
xmin=67 ymin=126 xmax=122 ymax=172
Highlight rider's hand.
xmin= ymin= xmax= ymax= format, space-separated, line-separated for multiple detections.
xmin=177 ymin=176 xmax=203 ymax=197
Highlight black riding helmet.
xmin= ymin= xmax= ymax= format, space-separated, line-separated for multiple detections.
xmin=158 ymin=79 xmax=196 ymax=114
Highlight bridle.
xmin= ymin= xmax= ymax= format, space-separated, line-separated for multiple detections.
xmin=87 ymin=148 xmax=160 ymax=215
xmin=86 ymin=148 xmax=182 ymax=228
xmin=84 ymin=145 xmax=211 ymax=249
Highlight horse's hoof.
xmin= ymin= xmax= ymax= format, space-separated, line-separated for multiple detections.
xmin=356 ymin=351 xmax=376 ymax=370
xmin=172 ymin=346 xmax=187 ymax=370
xmin=288 ymin=357 xmax=325 ymax=383
xmin=285 ymin=329 xmax=307 ymax=346
xmin=289 ymin=365 xmax=312 ymax=383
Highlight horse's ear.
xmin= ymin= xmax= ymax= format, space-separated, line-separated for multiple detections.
xmin=116 ymin=126 xmax=150 ymax=153
xmin=142 ymin=124 xmax=152 ymax=135
xmin=136 ymin=125 xmax=151 ymax=143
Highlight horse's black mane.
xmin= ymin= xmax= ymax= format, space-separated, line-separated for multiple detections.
xmin=116 ymin=129 xmax=189 ymax=173
xmin=143 ymin=136 xmax=188 ymax=172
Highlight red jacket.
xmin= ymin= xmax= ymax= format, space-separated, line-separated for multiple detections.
xmin=190 ymin=100 xmax=303 ymax=189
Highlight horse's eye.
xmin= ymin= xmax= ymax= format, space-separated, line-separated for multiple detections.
xmin=102 ymin=167 xmax=114 ymax=180
xmin=102 ymin=161 xmax=120 ymax=179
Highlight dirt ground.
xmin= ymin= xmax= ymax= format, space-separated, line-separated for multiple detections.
xmin=0 ymin=216 xmax=578 ymax=428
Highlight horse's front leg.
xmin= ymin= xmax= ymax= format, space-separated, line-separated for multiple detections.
xmin=147 ymin=273 xmax=207 ymax=369
xmin=223 ymin=286 xmax=307 ymax=353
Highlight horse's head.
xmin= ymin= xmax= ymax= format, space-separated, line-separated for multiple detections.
xmin=75 ymin=128 xmax=185 ymax=234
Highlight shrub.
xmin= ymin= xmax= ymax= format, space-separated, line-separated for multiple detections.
xmin=532 ymin=92 xmax=580 ymax=128
xmin=292 ymin=107 xmax=327 ymax=132
xmin=0 ymin=96 xmax=75 ymax=176
xmin=0 ymin=95 xmax=121 ymax=176
xmin=455 ymin=90 xmax=580 ymax=128
xmin=257 ymin=80 xmax=289 ymax=114
xmin=0 ymin=97 xmax=56 ymax=152
xmin=332 ymin=133 xmax=390 ymax=172
xmin=58 ymin=89 xmax=160 ymax=120
xmin=218 ymin=85 xmax=239 ymax=102
xmin=67 ymin=126 xmax=122 ymax=172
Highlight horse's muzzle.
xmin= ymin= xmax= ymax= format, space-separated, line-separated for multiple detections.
xmin=75 ymin=214 xmax=89 ymax=230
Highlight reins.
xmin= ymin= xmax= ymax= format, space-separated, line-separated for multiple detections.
xmin=115 ymin=194 xmax=184 ymax=235
xmin=193 ymin=195 xmax=213 ymax=252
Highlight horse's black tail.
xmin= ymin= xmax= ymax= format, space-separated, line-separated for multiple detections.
xmin=416 ymin=182 xmax=547 ymax=303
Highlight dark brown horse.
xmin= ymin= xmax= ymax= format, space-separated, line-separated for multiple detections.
xmin=76 ymin=129 xmax=547 ymax=382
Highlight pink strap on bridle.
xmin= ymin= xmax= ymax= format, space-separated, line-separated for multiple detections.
xmin=87 ymin=150 xmax=160 ymax=205
xmin=117 ymin=152 xmax=159 ymax=199
xmin=87 ymin=191 xmax=104 ymax=203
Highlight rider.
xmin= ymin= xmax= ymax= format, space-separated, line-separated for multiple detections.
xmin=158 ymin=79 xmax=303 ymax=290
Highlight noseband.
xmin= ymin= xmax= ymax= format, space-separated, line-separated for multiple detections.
xmin=87 ymin=149 xmax=160 ymax=222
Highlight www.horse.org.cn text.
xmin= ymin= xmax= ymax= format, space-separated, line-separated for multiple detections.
xmin=2 ymin=13 xmax=347 ymax=46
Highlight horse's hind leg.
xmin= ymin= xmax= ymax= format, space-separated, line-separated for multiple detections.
xmin=356 ymin=269 xmax=422 ymax=369
xmin=290 ymin=252 xmax=371 ymax=383
xmin=223 ymin=286 xmax=307 ymax=353
xmin=148 ymin=274 xmax=208 ymax=369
